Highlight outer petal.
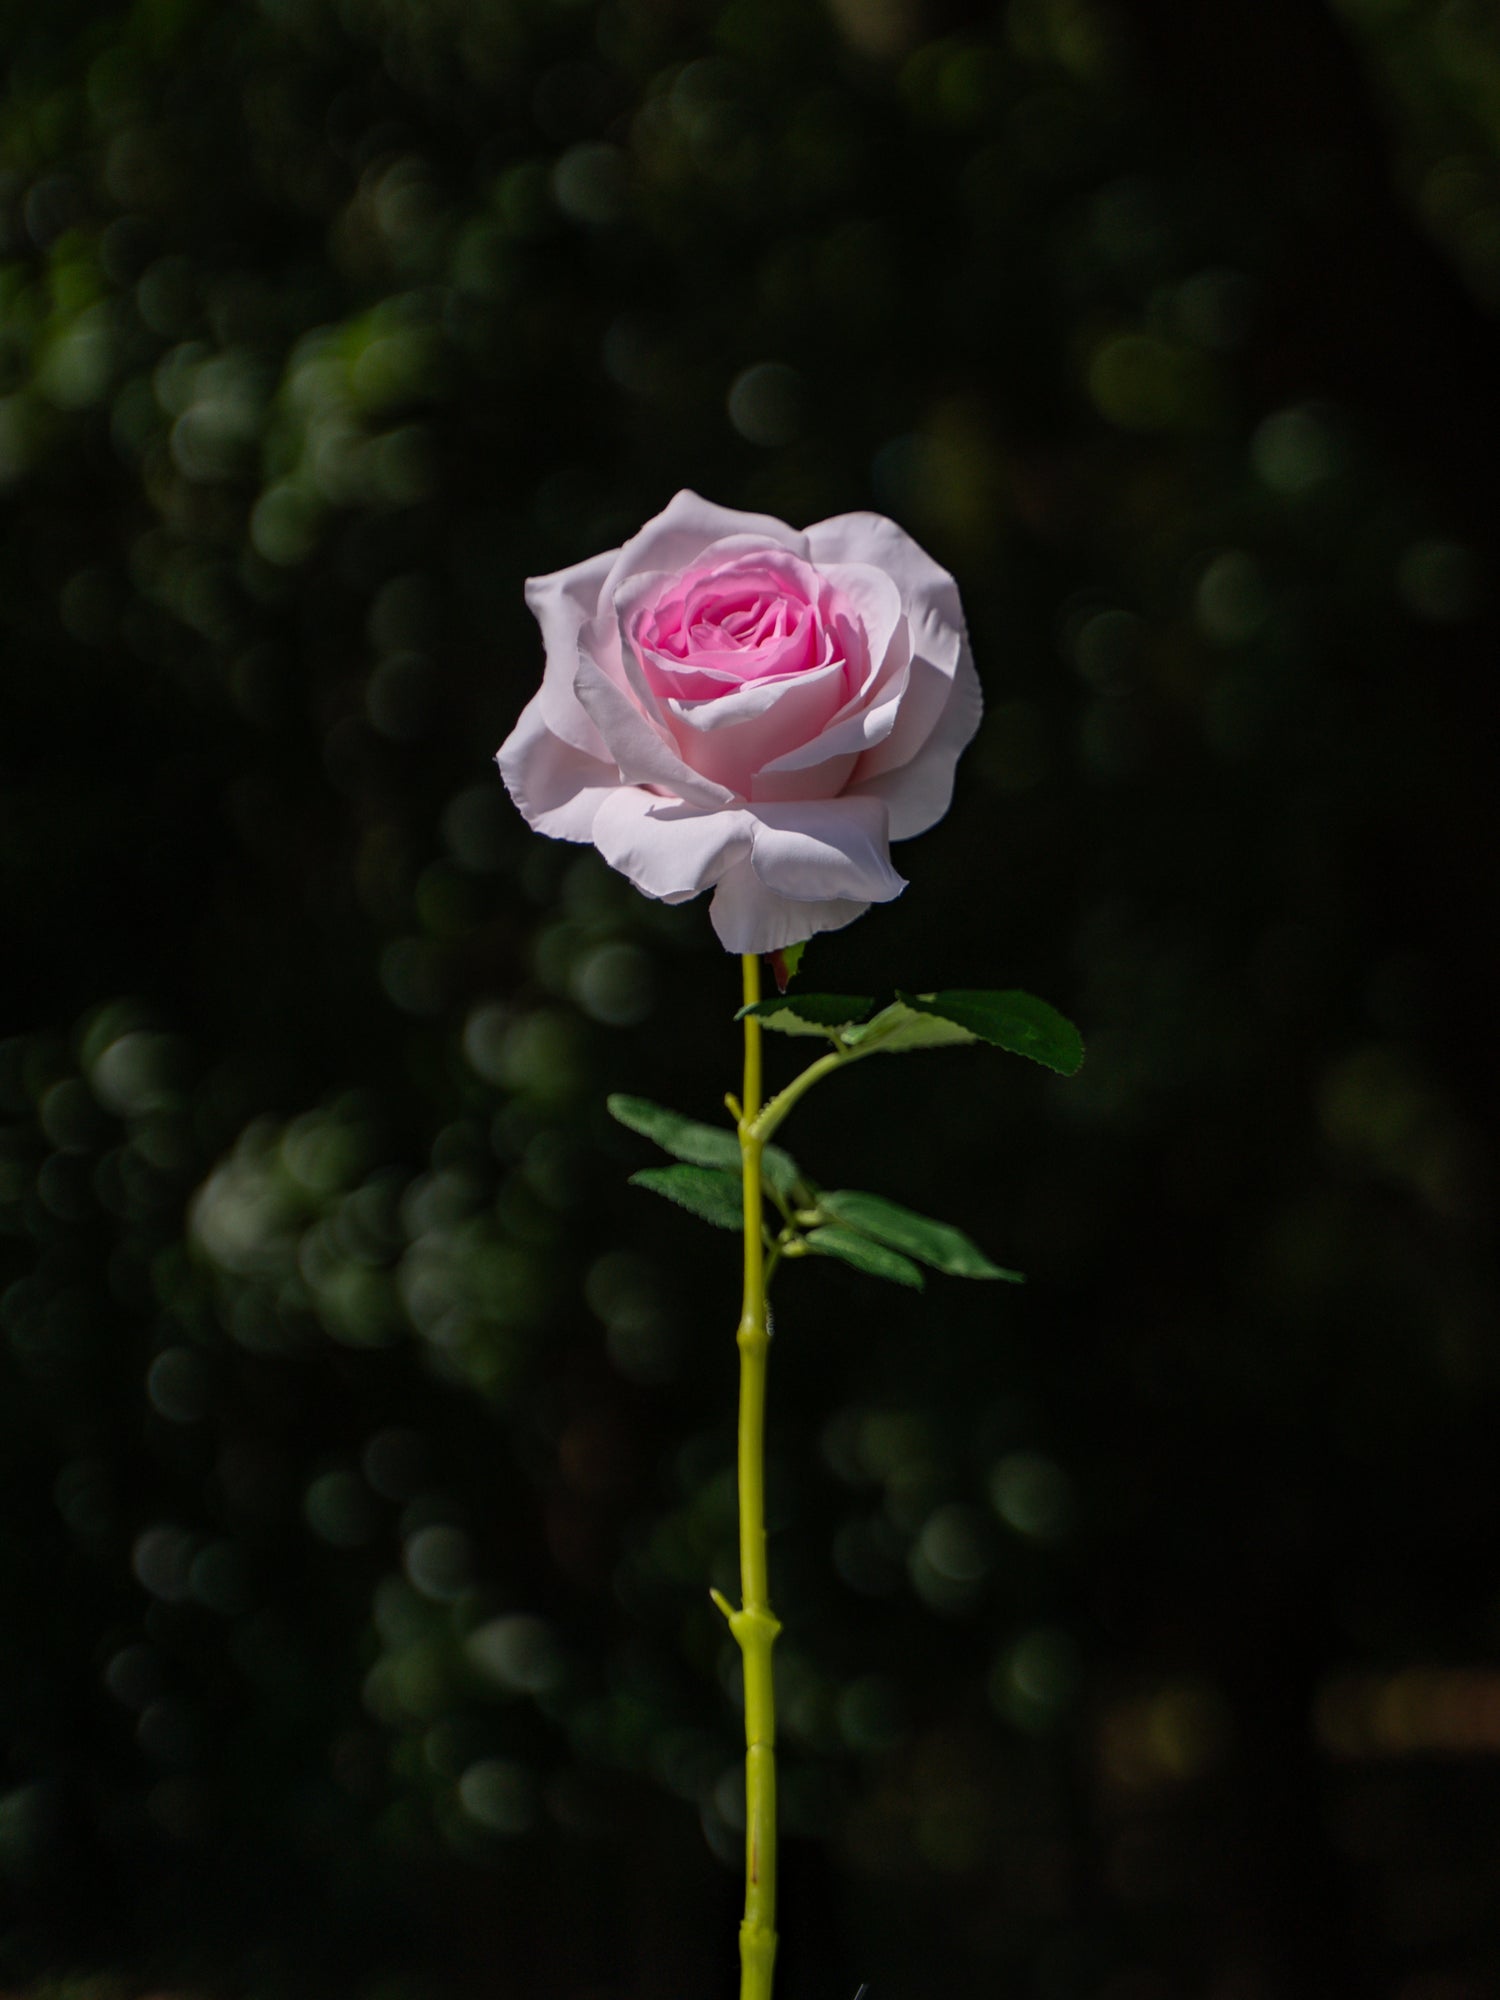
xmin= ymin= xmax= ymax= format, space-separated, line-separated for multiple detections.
xmin=601 ymin=491 xmax=807 ymax=604
xmin=709 ymin=861 xmax=871 ymax=954
xmin=591 ymin=790 xmax=753 ymax=903
xmin=574 ymin=655 xmax=737 ymax=811
xmin=496 ymin=696 xmax=622 ymax=842
xmin=814 ymin=562 xmax=904 ymax=680
xmin=524 ymin=549 xmax=616 ymax=760
xmin=805 ymin=510 xmax=961 ymax=634
xmin=806 ymin=511 xmax=969 ymax=787
xmin=849 ymin=642 xmax=984 ymax=839
xmin=747 ymin=797 xmax=906 ymax=904
xmin=850 ymin=593 xmax=969 ymax=783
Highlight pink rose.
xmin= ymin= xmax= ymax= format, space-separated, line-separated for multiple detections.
xmin=498 ymin=490 xmax=983 ymax=954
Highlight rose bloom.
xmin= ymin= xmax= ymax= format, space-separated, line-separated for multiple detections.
xmin=498 ymin=491 xmax=982 ymax=954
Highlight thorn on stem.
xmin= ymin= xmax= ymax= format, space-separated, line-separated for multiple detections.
xmin=709 ymin=1588 xmax=735 ymax=1621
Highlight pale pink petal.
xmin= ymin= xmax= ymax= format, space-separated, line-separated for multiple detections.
xmin=601 ymin=493 xmax=808 ymax=605
xmin=496 ymin=697 xmax=623 ymax=842
xmin=750 ymin=564 xmax=912 ymax=781
xmin=590 ymin=790 xmax=753 ymax=903
xmin=578 ymin=606 xmax=682 ymax=761
xmin=573 ymin=655 xmax=736 ymax=812
xmin=814 ymin=562 xmax=904 ymax=677
xmin=747 ymin=797 xmax=906 ymax=904
xmin=673 ymin=530 xmax=814 ymax=570
xmin=666 ymin=658 xmax=845 ymax=732
xmin=849 ymin=644 xmax=984 ymax=838
xmin=757 ymin=649 xmax=910 ymax=777
xmin=851 ymin=600 xmax=969 ymax=783
xmin=749 ymin=751 xmax=861 ymax=807
xmin=805 ymin=511 xmax=962 ymax=632
xmin=665 ymin=661 xmax=847 ymax=798
xmin=610 ymin=565 xmax=679 ymax=638
xmin=709 ymin=860 xmax=871 ymax=954
xmin=524 ymin=550 xmax=616 ymax=760
xmin=806 ymin=513 xmax=969 ymax=785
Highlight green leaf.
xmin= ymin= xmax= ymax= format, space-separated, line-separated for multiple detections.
xmin=819 ymin=1190 xmax=1023 ymax=1282
xmin=803 ymin=1227 xmax=925 ymax=1289
xmin=738 ymin=993 xmax=874 ymax=1037
xmin=628 ymin=1165 xmax=743 ymax=1231
xmin=842 ymin=1001 xmax=979 ymax=1055
xmin=609 ymin=1093 xmax=737 ymax=1167
xmin=761 ymin=1149 xmax=806 ymax=1204
xmin=894 ymin=991 xmax=1085 ymax=1076
xmin=607 ymin=1094 xmax=802 ymax=1203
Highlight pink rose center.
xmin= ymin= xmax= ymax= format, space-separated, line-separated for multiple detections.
xmin=629 ymin=554 xmax=859 ymax=707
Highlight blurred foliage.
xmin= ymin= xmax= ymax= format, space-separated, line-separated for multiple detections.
xmin=1337 ymin=0 xmax=1500 ymax=310
xmin=1 ymin=0 xmax=1499 ymax=1995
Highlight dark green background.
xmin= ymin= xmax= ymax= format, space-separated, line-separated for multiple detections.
xmin=2 ymin=0 xmax=1499 ymax=1994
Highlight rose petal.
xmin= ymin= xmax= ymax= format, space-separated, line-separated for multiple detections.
xmin=619 ymin=547 xmax=836 ymax=698
xmin=524 ymin=550 xmax=616 ymax=761
xmin=806 ymin=513 xmax=969 ymax=783
xmin=748 ymin=753 xmax=861 ymax=807
xmin=709 ymin=859 xmax=872 ymax=954
xmin=805 ymin=511 xmax=962 ymax=634
xmin=747 ymin=797 xmax=906 ymax=904
xmin=849 ymin=644 xmax=984 ymax=838
xmin=601 ymin=493 xmax=809 ymax=608
xmin=814 ymin=562 xmax=903 ymax=679
xmin=849 ymin=592 xmax=970 ymax=784
xmin=678 ymin=544 xmax=821 ymax=612
xmin=637 ymin=605 xmax=820 ymax=694
xmin=756 ymin=647 xmax=910 ymax=778
xmin=668 ymin=656 xmax=845 ymax=732
xmin=591 ymin=789 xmax=753 ymax=902
xmin=750 ymin=567 xmax=910 ymax=782
xmin=496 ymin=697 xmax=622 ymax=842
xmin=582 ymin=580 xmax=679 ymax=725
xmin=666 ymin=659 xmax=848 ymax=797
xmin=574 ymin=654 xmax=736 ymax=811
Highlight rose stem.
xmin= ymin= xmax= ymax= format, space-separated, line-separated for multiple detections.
xmin=733 ymin=951 xmax=780 ymax=2000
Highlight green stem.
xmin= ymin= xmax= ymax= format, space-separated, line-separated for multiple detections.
xmin=732 ymin=953 xmax=780 ymax=2000
xmin=752 ymin=1047 xmax=848 ymax=1147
